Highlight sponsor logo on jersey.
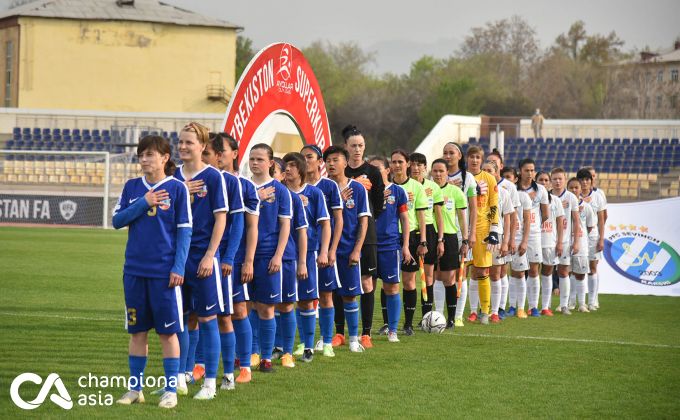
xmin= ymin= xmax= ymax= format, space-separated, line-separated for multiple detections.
xmin=604 ymin=225 xmax=680 ymax=287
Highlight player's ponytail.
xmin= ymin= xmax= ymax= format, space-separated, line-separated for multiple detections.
xmin=137 ymin=135 xmax=175 ymax=176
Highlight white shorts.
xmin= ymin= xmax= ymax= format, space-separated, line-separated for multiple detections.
xmin=557 ymin=242 xmax=572 ymax=266
xmin=542 ymin=247 xmax=558 ymax=266
xmin=526 ymin=239 xmax=542 ymax=264
xmin=571 ymin=256 xmax=589 ymax=275
xmin=492 ymin=250 xmax=507 ymax=266
xmin=588 ymin=240 xmax=602 ymax=261
xmin=511 ymin=252 xmax=529 ymax=272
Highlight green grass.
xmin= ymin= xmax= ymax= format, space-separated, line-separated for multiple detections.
xmin=1 ymin=226 xmax=679 ymax=419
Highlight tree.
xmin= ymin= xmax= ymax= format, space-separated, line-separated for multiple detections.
xmin=235 ymin=36 xmax=255 ymax=82
xmin=554 ymin=21 xmax=624 ymax=64
xmin=459 ymin=15 xmax=540 ymax=68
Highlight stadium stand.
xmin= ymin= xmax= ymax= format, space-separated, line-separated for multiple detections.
xmin=461 ymin=136 xmax=680 ymax=200
xmin=1 ymin=126 xmax=679 ymax=200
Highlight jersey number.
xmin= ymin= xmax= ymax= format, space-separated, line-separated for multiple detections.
xmin=127 ymin=308 xmax=137 ymax=326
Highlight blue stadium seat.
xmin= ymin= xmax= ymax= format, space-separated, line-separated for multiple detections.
xmin=53 ymin=128 xmax=61 ymax=136
xmin=102 ymin=129 xmax=110 ymax=137
xmin=13 ymin=127 xmax=21 ymax=135
xmin=95 ymin=143 xmax=104 ymax=151
xmin=632 ymin=138 xmax=641 ymax=145
xmin=103 ymin=136 xmax=111 ymax=144
xmin=6 ymin=139 xmax=14 ymax=148
xmin=55 ymin=142 xmax=64 ymax=150
xmin=641 ymin=138 xmax=650 ymax=145
xmin=63 ymin=135 xmax=72 ymax=143
xmin=672 ymin=138 xmax=679 ymax=145
xmin=593 ymin=138 xmax=602 ymax=145
xmin=583 ymin=138 xmax=592 ymax=145
xmin=82 ymin=129 xmax=91 ymax=137
xmin=72 ymin=129 xmax=81 ymax=137
xmin=92 ymin=129 xmax=100 ymax=137
xmin=42 ymin=128 xmax=50 ymax=136
xmin=32 ymin=128 xmax=41 ymax=136
xmin=613 ymin=138 xmax=621 ymax=145
xmin=22 ymin=127 xmax=30 ymax=135
xmin=62 ymin=128 xmax=71 ymax=136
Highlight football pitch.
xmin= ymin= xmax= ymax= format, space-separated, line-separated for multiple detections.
xmin=1 ymin=226 xmax=679 ymax=419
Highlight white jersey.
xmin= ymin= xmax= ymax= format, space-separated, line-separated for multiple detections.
xmin=498 ymin=186 xmax=515 ymax=236
xmin=583 ymin=189 xmax=605 ymax=241
xmin=556 ymin=189 xmax=579 ymax=243
xmin=497 ymin=178 xmax=520 ymax=209
xmin=574 ymin=200 xmax=596 ymax=257
xmin=518 ymin=183 xmax=549 ymax=240
xmin=447 ymin=170 xmax=477 ymax=234
xmin=514 ymin=190 xmax=534 ymax=243
xmin=541 ymin=193 xmax=564 ymax=249
xmin=594 ymin=187 xmax=608 ymax=210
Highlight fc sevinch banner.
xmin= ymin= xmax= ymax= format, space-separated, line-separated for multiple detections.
xmin=599 ymin=196 xmax=680 ymax=296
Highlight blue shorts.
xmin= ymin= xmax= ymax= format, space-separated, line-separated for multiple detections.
xmin=183 ymin=252 xmax=224 ymax=317
xmin=318 ymin=261 xmax=340 ymax=292
xmin=298 ymin=251 xmax=319 ymax=301
xmin=219 ymin=273 xmax=234 ymax=316
xmin=231 ymin=263 xmax=251 ymax=303
xmin=377 ymin=249 xmax=401 ymax=284
xmin=124 ymin=275 xmax=183 ymax=334
xmin=251 ymin=256 xmax=283 ymax=304
xmin=337 ymin=254 xmax=362 ymax=297
xmin=281 ymin=260 xmax=298 ymax=303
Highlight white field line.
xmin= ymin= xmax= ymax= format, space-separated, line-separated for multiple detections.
xmin=1 ymin=311 xmax=678 ymax=350
xmin=455 ymin=332 xmax=680 ymax=349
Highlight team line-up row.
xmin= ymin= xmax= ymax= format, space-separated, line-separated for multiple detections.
xmin=111 ymin=123 xmax=607 ymax=408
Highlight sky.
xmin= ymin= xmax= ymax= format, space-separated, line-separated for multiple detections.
xmin=2 ymin=0 xmax=679 ymax=74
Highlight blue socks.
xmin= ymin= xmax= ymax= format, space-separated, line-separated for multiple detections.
xmin=199 ymin=319 xmax=220 ymax=380
xmin=259 ymin=317 xmax=276 ymax=361
xmin=274 ymin=311 xmax=282 ymax=349
xmin=249 ymin=309 xmax=260 ymax=355
xmin=386 ymin=293 xmax=401 ymax=333
xmin=300 ymin=309 xmax=317 ymax=349
xmin=178 ymin=315 xmax=189 ymax=373
xmin=296 ymin=308 xmax=303 ymax=343
xmin=186 ymin=328 xmax=199 ymax=373
xmin=163 ymin=357 xmax=179 ymax=393
xmin=220 ymin=331 xmax=236 ymax=375
xmin=280 ymin=310 xmax=296 ymax=354
xmin=195 ymin=329 xmax=204 ymax=365
xmin=344 ymin=300 xmax=359 ymax=338
xmin=128 ymin=355 xmax=147 ymax=391
xmin=232 ymin=317 xmax=252 ymax=368
xmin=319 ymin=306 xmax=334 ymax=344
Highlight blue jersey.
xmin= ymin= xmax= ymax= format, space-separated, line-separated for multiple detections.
xmin=234 ymin=176 xmax=261 ymax=264
xmin=294 ymin=183 xmax=330 ymax=253
xmin=253 ymin=179 xmax=292 ymax=258
xmin=337 ymin=179 xmax=371 ymax=256
xmin=174 ymin=165 xmax=227 ymax=251
xmin=313 ymin=177 xmax=342 ymax=228
xmin=114 ymin=176 xmax=192 ymax=278
xmin=284 ymin=190 xmax=309 ymax=261
xmin=220 ymin=171 xmax=244 ymax=250
xmin=376 ymin=183 xmax=408 ymax=251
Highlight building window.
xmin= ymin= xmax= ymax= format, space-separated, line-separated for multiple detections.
xmin=671 ymin=95 xmax=678 ymax=109
xmin=658 ymin=70 xmax=663 ymax=82
xmin=672 ymin=69 xmax=679 ymax=82
xmin=656 ymin=95 xmax=662 ymax=109
xmin=4 ymin=40 xmax=12 ymax=107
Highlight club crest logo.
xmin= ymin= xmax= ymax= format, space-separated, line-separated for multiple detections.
xmin=59 ymin=200 xmax=77 ymax=221
xmin=387 ymin=194 xmax=395 ymax=205
xmin=196 ymin=185 xmax=208 ymax=198
xmin=159 ymin=198 xmax=171 ymax=211
xmin=345 ymin=198 xmax=355 ymax=209
xmin=604 ymin=224 xmax=680 ymax=287
xmin=299 ymin=194 xmax=309 ymax=207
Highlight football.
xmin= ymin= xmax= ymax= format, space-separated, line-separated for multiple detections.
xmin=421 ymin=311 xmax=447 ymax=333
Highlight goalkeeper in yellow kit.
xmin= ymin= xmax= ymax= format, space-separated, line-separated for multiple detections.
xmin=465 ymin=146 xmax=500 ymax=325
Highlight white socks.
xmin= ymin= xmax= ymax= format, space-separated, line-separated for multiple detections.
xmin=516 ymin=277 xmax=527 ymax=310
xmin=490 ymin=280 xmax=502 ymax=315
xmin=468 ymin=278 xmax=479 ymax=313
xmin=500 ymin=275 xmax=509 ymax=310
xmin=577 ymin=279 xmax=587 ymax=306
xmin=569 ymin=275 xmax=577 ymax=307
xmin=559 ymin=276 xmax=570 ymax=308
xmin=540 ymin=275 xmax=553 ymax=310
xmin=455 ymin=279 xmax=468 ymax=319
xmin=178 ymin=372 xmax=187 ymax=388
xmin=527 ymin=276 xmax=540 ymax=310
xmin=588 ymin=273 xmax=599 ymax=306
xmin=204 ymin=378 xmax=216 ymax=390
xmin=509 ymin=276 xmax=518 ymax=308
xmin=433 ymin=280 xmax=446 ymax=313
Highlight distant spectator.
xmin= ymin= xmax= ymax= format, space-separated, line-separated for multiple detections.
xmin=531 ymin=109 xmax=544 ymax=139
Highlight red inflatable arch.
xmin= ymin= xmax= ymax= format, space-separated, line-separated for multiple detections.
xmin=221 ymin=42 xmax=332 ymax=165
